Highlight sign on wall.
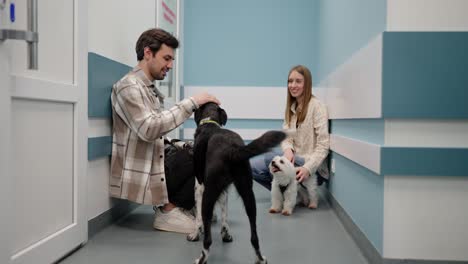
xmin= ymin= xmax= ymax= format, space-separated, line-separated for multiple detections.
xmin=156 ymin=0 xmax=178 ymax=100
xmin=158 ymin=0 xmax=177 ymax=35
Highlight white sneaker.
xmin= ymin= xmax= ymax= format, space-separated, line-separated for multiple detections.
xmin=153 ymin=207 xmax=196 ymax=234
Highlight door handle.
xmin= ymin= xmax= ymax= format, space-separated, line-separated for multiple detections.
xmin=0 ymin=0 xmax=38 ymax=70
xmin=0 ymin=29 xmax=38 ymax=42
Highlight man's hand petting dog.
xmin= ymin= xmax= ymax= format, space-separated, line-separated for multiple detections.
xmin=191 ymin=92 xmax=220 ymax=106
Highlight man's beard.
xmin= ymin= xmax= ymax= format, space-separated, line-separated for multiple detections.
xmin=153 ymin=72 xmax=165 ymax=81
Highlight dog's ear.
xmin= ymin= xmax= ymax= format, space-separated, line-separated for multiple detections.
xmin=219 ymin=108 xmax=227 ymax=126
xmin=194 ymin=106 xmax=202 ymax=125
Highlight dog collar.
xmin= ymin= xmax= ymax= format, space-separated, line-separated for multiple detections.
xmin=199 ymin=117 xmax=221 ymax=127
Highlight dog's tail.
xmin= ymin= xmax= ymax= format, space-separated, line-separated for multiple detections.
xmin=228 ymin=130 xmax=286 ymax=162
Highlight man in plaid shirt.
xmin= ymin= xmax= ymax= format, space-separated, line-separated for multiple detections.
xmin=110 ymin=28 xmax=220 ymax=234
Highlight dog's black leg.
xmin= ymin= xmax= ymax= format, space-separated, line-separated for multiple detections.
xmin=194 ymin=185 xmax=223 ymax=264
xmin=234 ymin=181 xmax=267 ymax=264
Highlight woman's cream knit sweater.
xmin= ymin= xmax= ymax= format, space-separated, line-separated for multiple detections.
xmin=281 ymin=96 xmax=330 ymax=177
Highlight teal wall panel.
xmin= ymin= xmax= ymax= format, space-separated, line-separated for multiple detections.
xmin=382 ymin=32 xmax=468 ymax=118
xmin=88 ymin=52 xmax=132 ymax=118
xmin=88 ymin=136 xmax=112 ymax=161
xmin=88 ymin=52 xmax=131 ymax=160
xmin=381 ymin=147 xmax=468 ymax=176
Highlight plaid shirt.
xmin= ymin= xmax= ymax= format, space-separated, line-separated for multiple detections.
xmin=110 ymin=66 xmax=198 ymax=205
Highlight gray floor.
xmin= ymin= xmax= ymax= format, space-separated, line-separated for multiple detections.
xmin=60 ymin=184 xmax=369 ymax=264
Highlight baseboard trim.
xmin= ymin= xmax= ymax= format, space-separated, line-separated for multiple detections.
xmin=383 ymin=259 xmax=468 ymax=264
xmin=323 ymin=189 xmax=467 ymax=264
xmin=323 ymin=189 xmax=383 ymax=264
xmin=88 ymin=199 xmax=139 ymax=238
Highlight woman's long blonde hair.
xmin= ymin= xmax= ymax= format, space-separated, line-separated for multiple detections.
xmin=285 ymin=65 xmax=313 ymax=126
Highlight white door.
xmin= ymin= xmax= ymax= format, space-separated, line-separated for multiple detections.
xmin=0 ymin=0 xmax=87 ymax=263
xmin=1 ymin=1 xmax=13 ymax=263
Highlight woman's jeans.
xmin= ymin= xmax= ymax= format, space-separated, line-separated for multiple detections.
xmin=250 ymin=150 xmax=304 ymax=190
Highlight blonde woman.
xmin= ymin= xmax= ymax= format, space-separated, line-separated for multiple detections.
xmin=250 ymin=65 xmax=330 ymax=208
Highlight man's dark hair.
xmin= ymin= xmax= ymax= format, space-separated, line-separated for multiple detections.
xmin=136 ymin=28 xmax=179 ymax=61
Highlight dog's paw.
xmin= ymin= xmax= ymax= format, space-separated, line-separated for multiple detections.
xmin=269 ymin=208 xmax=280 ymax=214
xmin=193 ymin=257 xmax=206 ymax=264
xmin=221 ymin=225 xmax=233 ymax=243
xmin=308 ymin=201 xmax=318 ymax=209
xmin=255 ymin=256 xmax=267 ymax=264
xmin=194 ymin=251 xmax=208 ymax=264
xmin=281 ymin=210 xmax=292 ymax=216
xmin=187 ymin=228 xmax=202 ymax=242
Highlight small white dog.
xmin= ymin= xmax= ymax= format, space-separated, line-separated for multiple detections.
xmin=268 ymin=156 xmax=318 ymax=215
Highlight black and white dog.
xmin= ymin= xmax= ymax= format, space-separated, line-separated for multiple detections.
xmin=188 ymin=102 xmax=285 ymax=264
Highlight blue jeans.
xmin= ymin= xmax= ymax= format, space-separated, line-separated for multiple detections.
xmin=250 ymin=150 xmax=305 ymax=190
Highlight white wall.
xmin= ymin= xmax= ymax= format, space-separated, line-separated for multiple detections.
xmin=184 ymin=86 xmax=285 ymax=119
xmin=315 ymin=34 xmax=382 ymax=120
xmin=384 ymin=120 xmax=468 ymax=148
xmin=330 ymin=135 xmax=380 ymax=174
xmin=383 ymin=176 xmax=468 ymax=261
xmin=88 ymin=0 xmax=156 ymax=66
xmin=87 ymin=119 xmax=113 ymax=220
xmin=87 ymin=0 xmax=157 ymax=220
xmin=383 ymin=119 xmax=468 ymax=260
xmin=387 ymin=0 xmax=468 ymax=31
xmin=182 ymin=85 xmax=285 ymax=140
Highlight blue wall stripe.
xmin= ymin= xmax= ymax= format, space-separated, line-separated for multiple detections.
xmin=381 ymin=147 xmax=468 ymax=176
xmin=329 ymin=152 xmax=383 ymax=253
xmin=88 ymin=136 xmax=112 ymax=160
xmin=88 ymin=52 xmax=131 ymax=118
xmin=331 ymin=119 xmax=384 ymax=145
xmin=184 ymin=0 xmax=319 ymax=86
xmin=382 ymin=32 xmax=468 ymax=118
